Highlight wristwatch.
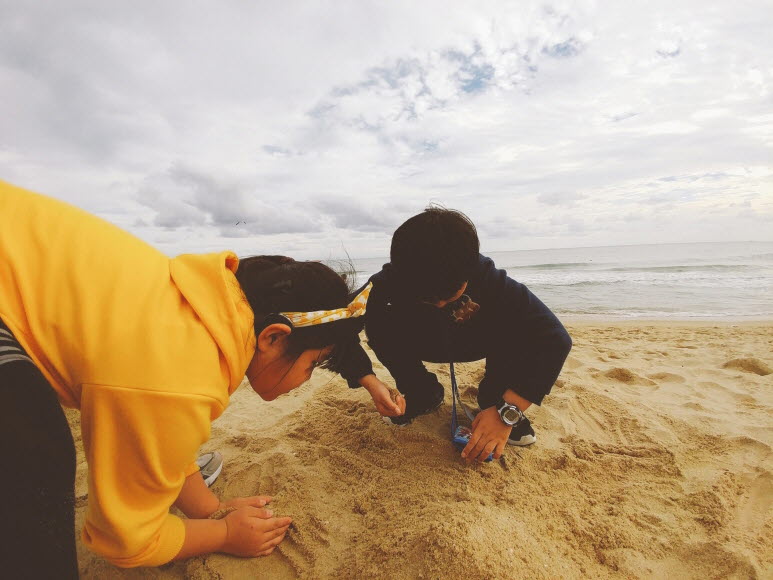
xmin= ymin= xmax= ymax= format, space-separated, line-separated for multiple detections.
xmin=495 ymin=398 xmax=524 ymax=426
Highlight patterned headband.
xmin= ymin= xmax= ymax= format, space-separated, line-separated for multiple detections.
xmin=278 ymin=282 xmax=373 ymax=328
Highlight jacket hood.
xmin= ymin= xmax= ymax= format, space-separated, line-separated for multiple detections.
xmin=169 ymin=252 xmax=256 ymax=394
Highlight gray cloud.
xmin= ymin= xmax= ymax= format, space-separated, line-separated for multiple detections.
xmin=137 ymin=164 xmax=322 ymax=235
xmin=657 ymin=46 xmax=682 ymax=58
xmin=537 ymin=191 xmax=587 ymax=206
xmin=314 ymin=197 xmax=404 ymax=233
xmin=0 ymin=0 xmax=770 ymax=258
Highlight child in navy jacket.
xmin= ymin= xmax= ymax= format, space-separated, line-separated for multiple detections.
xmin=337 ymin=207 xmax=572 ymax=463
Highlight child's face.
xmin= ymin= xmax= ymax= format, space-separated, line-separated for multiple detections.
xmin=247 ymin=344 xmax=332 ymax=401
xmin=424 ymin=282 xmax=468 ymax=308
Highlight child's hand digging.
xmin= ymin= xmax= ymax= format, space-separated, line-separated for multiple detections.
xmin=462 ymin=406 xmax=510 ymax=463
xmin=362 ymin=375 xmax=406 ymax=417
xmin=221 ymin=507 xmax=292 ymax=557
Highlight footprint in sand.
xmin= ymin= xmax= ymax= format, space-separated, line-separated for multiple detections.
xmin=721 ymin=358 xmax=772 ymax=376
xmin=647 ymin=372 xmax=686 ymax=383
xmin=564 ymin=356 xmax=584 ymax=370
xmin=675 ymin=343 xmax=698 ymax=350
xmin=696 ymin=381 xmax=720 ymax=389
xmin=733 ymin=472 xmax=773 ymax=537
xmin=566 ymin=393 xmax=647 ymax=446
xmin=602 ymin=367 xmax=657 ymax=386
xmin=227 ymin=453 xmax=291 ymax=497
xmin=731 ymin=393 xmax=759 ymax=406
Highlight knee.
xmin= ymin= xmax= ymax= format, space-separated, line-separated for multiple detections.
xmin=560 ymin=329 xmax=573 ymax=357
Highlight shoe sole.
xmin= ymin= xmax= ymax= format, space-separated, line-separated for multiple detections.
xmin=507 ymin=433 xmax=536 ymax=446
xmin=203 ymin=461 xmax=223 ymax=487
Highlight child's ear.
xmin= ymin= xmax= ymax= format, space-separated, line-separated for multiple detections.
xmin=256 ymin=323 xmax=292 ymax=353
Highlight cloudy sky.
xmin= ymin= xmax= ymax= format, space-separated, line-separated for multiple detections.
xmin=1 ymin=0 xmax=771 ymax=259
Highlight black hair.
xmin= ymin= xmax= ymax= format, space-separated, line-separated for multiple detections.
xmin=390 ymin=205 xmax=479 ymax=301
xmin=235 ymin=256 xmax=360 ymax=371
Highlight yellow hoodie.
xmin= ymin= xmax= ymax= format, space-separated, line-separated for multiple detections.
xmin=0 ymin=181 xmax=256 ymax=567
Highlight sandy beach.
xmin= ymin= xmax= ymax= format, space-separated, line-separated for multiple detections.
xmin=67 ymin=321 xmax=772 ymax=579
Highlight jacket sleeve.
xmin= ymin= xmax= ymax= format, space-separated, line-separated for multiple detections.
xmin=367 ymin=332 xmax=444 ymax=394
xmin=336 ymin=277 xmax=438 ymax=391
xmin=337 ymin=334 xmax=375 ymax=388
xmin=79 ymin=383 xmax=221 ymax=567
xmin=335 ymin=280 xmax=377 ymax=388
xmin=362 ymin=281 xmax=443 ymax=394
xmin=477 ymin=257 xmax=572 ymax=405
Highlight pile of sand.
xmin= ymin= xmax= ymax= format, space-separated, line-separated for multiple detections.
xmin=69 ymin=322 xmax=772 ymax=578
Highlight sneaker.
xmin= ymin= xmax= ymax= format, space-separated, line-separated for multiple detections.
xmin=507 ymin=418 xmax=536 ymax=446
xmin=386 ymin=385 xmax=445 ymax=426
xmin=196 ymin=451 xmax=224 ymax=487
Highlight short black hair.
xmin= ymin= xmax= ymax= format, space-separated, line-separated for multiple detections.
xmin=390 ymin=205 xmax=479 ymax=301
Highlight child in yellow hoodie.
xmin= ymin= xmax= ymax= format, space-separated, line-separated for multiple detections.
xmin=0 ymin=181 xmax=371 ymax=577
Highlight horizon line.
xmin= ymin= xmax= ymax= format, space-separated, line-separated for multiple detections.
xmin=325 ymin=239 xmax=773 ymax=262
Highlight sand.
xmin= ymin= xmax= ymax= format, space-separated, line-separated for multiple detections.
xmin=67 ymin=321 xmax=773 ymax=579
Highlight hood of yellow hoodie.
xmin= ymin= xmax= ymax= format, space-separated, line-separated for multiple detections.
xmin=169 ymin=251 xmax=256 ymax=394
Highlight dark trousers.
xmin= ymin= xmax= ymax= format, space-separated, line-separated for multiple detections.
xmin=372 ymin=327 xmax=508 ymax=410
xmin=0 ymin=319 xmax=79 ymax=579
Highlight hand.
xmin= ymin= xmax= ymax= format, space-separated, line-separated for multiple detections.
xmin=221 ymin=506 xmax=293 ymax=557
xmin=462 ymin=406 xmax=511 ymax=463
xmin=220 ymin=495 xmax=273 ymax=511
xmin=362 ymin=377 xmax=406 ymax=417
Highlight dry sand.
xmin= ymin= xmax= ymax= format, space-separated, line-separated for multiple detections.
xmin=67 ymin=321 xmax=773 ymax=579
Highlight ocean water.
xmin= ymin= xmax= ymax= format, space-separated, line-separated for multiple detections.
xmin=349 ymin=242 xmax=773 ymax=319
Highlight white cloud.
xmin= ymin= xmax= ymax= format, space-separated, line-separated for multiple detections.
xmin=0 ymin=0 xmax=771 ymax=258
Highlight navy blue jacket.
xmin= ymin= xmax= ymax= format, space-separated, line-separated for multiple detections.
xmin=338 ymin=254 xmax=572 ymax=405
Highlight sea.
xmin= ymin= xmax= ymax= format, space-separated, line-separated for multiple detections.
xmin=348 ymin=242 xmax=773 ymax=320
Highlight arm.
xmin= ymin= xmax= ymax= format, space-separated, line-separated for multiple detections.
xmin=174 ymin=519 xmax=227 ymax=560
xmin=324 ymin=279 xmax=376 ymax=388
xmin=173 ymin=468 xmax=275 ymax=519
xmin=367 ymin=328 xmax=445 ymax=399
xmin=172 ymin=470 xmax=291 ymax=559
xmin=336 ymin=334 xmax=376 ymax=389
xmin=333 ymin=278 xmax=407 ymax=416
xmin=333 ymin=330 xmax=404 ymax=416
xmin=79 ymin=385 xmax=214 ymax=567
xmin=173 ymin=469 xmax=220 ymax=519
xmin=359 ymin=373 xmax=406 ymax=416
xmin=502 ymin=388 xmax=532 ymax=412
xmin=464 ymin=257 xmax=572 ymax=462
xmin=80 ymin=385 xmax=293 ymax=566
xmin=476 ymin=256 xmax=572 ymax=406
xmin=173 ymin=508 xmax=291 ymax=560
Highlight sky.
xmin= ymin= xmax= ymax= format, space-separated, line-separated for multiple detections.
xmin=1 ymin=0 xmax=771 ymax=259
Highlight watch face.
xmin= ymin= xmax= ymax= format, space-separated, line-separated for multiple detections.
xmin=502 ymin=407 xmax=521 ymax=424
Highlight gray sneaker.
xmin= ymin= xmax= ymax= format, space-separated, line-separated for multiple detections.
xmin=196 ymin=451 xmax=224 ymax=487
